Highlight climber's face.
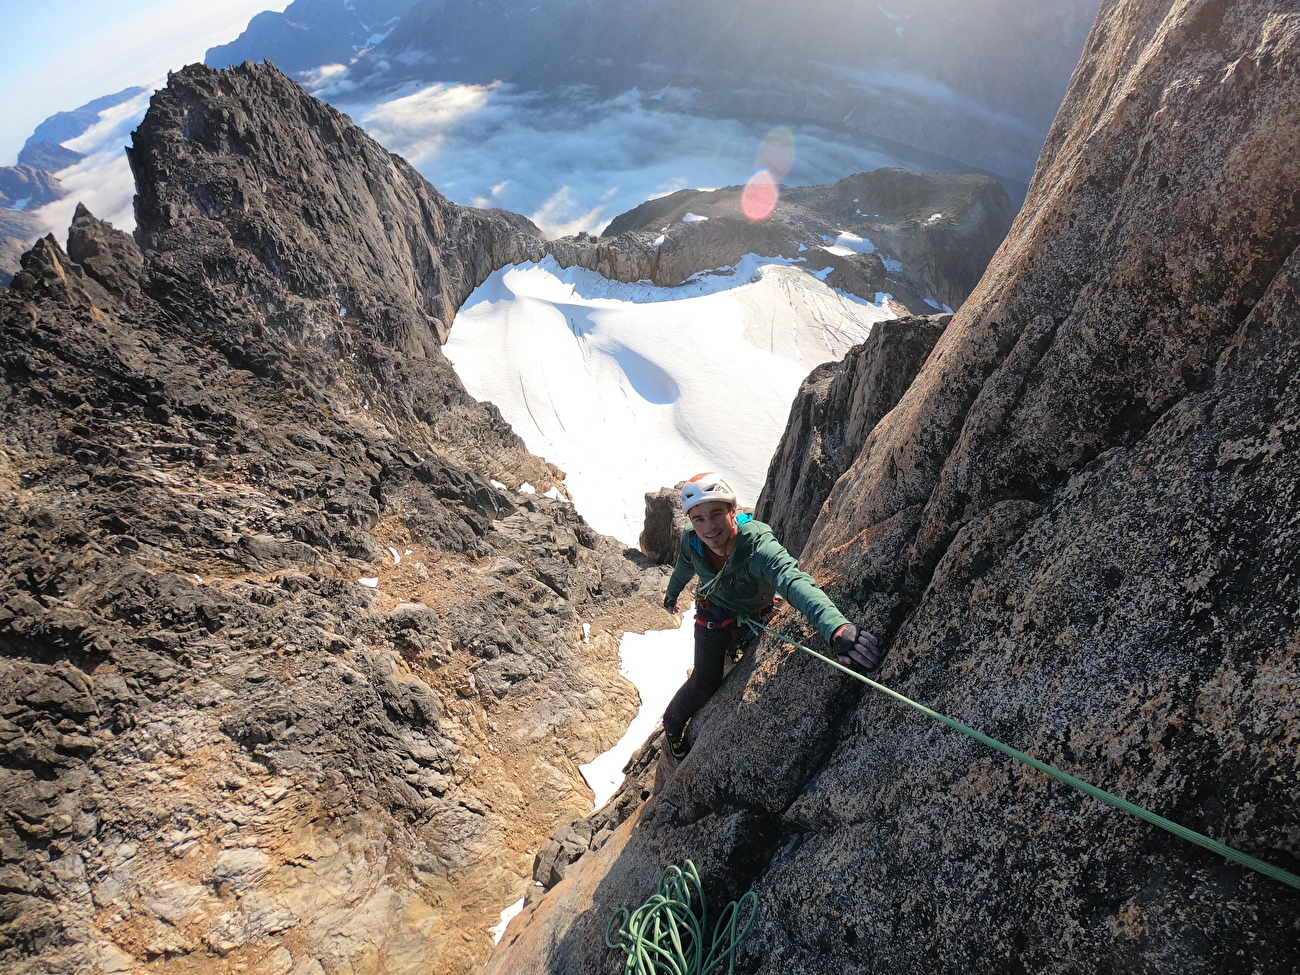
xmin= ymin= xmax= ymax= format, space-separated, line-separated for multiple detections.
xmin=689 ymin=501 xmax=739 ymax=555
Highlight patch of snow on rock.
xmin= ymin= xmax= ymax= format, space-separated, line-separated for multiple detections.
xmin=490 ymin=897 xmax=526 ymax=945
xmin=519 ymin=483 xmax=536 ymax=494
xmin=821 ymin=231 xmax=876 ymax=257
xmin=358 ymin=577 xmax=379 ymax=588
xmin=578 ymin=611 xmax=696 ymax=809
xmin=681 ymin=212 xmax=709 ymax=222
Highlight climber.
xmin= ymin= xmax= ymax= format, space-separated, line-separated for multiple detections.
xmin=660 ymin=472 xmax=880 ymax=760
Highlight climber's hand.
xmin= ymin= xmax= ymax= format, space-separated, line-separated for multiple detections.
xmin=663 ymin=595 xmax=679 ymax=614
xmin=833 ymin=624 xmax=880 ymax=672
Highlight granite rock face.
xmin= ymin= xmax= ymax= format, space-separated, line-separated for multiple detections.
xmin=756 ymin=313 xmax=950 ymax=559
xmin=0 ymin=63 xmax=673 ymax=975
xmin=485 ymin=1 xmax=1300 ymax=972
xmin=549 ymin=169 xmax=1015 ymax=315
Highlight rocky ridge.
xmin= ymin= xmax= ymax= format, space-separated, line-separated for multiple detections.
xmin=0 ymin=52 xmax=1034 ymax=973
xmin=485 ymin=1 xmax=1300 ymax=972
xmin=549 ymin=169 xmax=1015 ymax=317
xmin=0 ymin=61 xmax=676 ymax=975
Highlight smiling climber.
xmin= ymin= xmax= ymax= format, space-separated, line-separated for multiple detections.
xmin=661 ymin=472 xmax=880 ymax=760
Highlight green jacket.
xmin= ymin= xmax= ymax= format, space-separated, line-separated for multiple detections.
xmin=665 ymin=516 xmax=850 ymax=642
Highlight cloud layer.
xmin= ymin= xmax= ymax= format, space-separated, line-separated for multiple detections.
xmin=27 ymin=92 xmax=154 ymax=243
xmin=340 ymin=84 xmax=909 ymax=237
xmin=25 ymin=78 xmax=914 ymax=259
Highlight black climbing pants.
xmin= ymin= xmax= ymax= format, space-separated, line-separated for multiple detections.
xmin=663 ymin=621 xmax=739 ymax=741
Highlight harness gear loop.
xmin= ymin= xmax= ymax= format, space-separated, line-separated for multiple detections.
xmin=738 ymin=614 xmax=1300 ymax=893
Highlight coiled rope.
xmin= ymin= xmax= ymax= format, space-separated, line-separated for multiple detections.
xmin=605 ymin=860 xmax=758 ymax=975
xmin=739 ymin=614 xmax=1300 ymax=892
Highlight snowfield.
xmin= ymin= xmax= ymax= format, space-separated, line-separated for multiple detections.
xmin=445 ymin=254 xmax=896 ymax=545
xmin=578 ymin=609 xmax=698 ymax=809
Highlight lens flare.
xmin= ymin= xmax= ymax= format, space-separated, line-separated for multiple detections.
xmin=741 ymin=170 xmax=779 ymax=221
xmin=755 ymin=126 xmax=796 ymax=178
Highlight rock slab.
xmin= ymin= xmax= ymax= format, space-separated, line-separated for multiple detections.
xmin=484 ymin=2 xmax=1300 ymax=973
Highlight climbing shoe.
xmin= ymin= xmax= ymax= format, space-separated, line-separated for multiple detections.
xmin=668 ymin=730 xmax=691 ymax=760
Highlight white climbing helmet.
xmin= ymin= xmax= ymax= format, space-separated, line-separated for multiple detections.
xmin=681 ymin=472 xmax=737 ymax=513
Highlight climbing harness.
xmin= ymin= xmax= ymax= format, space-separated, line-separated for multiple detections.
xmin=696 ymin=617 xmax=736 ymax=630
xmin=738 ymin=614 xmax=1300 ymax=892
xmin=606 ymin=860 xmax=758 ymax=975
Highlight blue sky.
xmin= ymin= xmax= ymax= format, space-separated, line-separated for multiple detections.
xmin=0 ymin=0 xmax=288 ymax=164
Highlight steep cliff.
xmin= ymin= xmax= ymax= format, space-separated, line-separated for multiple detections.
xmin=755 ymin=313 xmax=951 ymax=559
xmin=486 ymin=1 xmax=1300 ymax=972
xmin=0 ymin=62 xmax=673 ymax=975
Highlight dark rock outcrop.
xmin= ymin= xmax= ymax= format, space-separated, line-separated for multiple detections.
xmin=756 ymin=313 xmax=950 ymax=558
xmin=547 ymin=169 xmax=1015 ymax=315
xmin=637 ymin=485 xmax=688 ymax=566
xmin=0 ymin=62 xmax=672 ymax=975
xmin=485 ymin=1 xmax=1300 ymax=972
xmin=129 ymin=61 xmax=544 ymax=355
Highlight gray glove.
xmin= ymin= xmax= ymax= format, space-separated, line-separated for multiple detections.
xmin=832 ymin=624 xmax=880 ymax=672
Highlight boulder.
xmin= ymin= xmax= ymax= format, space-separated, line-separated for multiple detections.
xmin=637 ymin=484 xmax=688 ymax=564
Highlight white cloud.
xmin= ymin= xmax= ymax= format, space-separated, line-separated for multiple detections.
xmin=358 ymin=82 xmax=498 ymax=167
xmin=17 ymin=77 xmax=920 ymax=270
xmin=529 ymin=186 xmax=618 ymax=239
xmin=28 ymin=90 xmax=153 ymax=243
xmin=334 ymin=85 xmax=907 ymax=238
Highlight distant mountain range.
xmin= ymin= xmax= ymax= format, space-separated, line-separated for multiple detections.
xmin=207 ymin=0 xmax=1102 ymax=187
xmin=1 ymin=87 xmax=149 ymax=285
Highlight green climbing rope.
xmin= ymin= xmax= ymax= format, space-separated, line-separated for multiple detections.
xmin=739 ymin=615 xmax=1300 ymax=893
xmin=605 ymin=860 xmax=758 ymax=975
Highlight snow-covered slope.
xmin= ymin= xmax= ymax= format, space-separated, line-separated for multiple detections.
xmin=445 ymin=254 xmax=898 ymax=544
